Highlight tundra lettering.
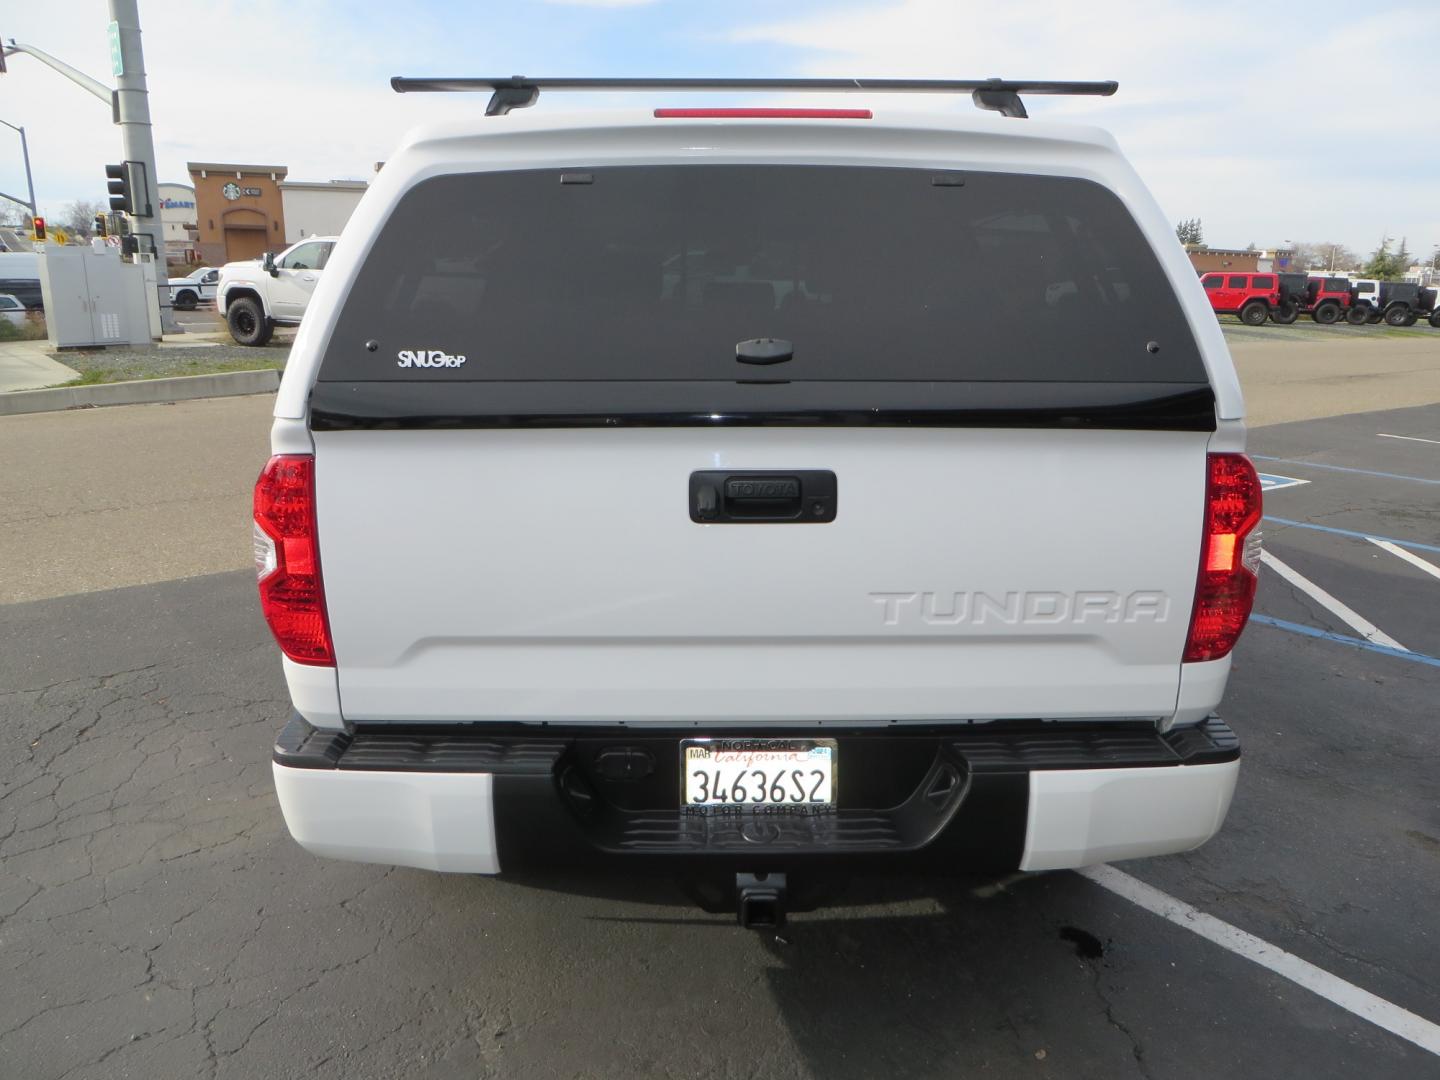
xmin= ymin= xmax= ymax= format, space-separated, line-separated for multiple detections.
xmin=869 ymin=591 xmax=1172 ymax=626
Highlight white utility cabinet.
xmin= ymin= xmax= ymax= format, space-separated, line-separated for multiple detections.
xmin=37 ymin=244 xmax=153 ymax=348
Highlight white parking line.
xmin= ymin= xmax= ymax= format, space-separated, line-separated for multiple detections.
xmin=1258 ymin=473 xmax=1310 ymax=493
xmin=1260 ymin=550 xmax=1407 ymax=651
xmin=1080 ymin=865 xmax=1440 ymax=1056
xmin=1378 ymin=433 xmax=1440 ymax=446
xmin=1367 ymin=538 xmax=1440 ymax=583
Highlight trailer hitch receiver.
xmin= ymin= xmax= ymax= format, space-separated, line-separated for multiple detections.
xmin=737 ymin=872 xmax=787 ymax=930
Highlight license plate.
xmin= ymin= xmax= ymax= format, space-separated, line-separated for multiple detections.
xmin=681 ymin=738 xmax=836 ymax=811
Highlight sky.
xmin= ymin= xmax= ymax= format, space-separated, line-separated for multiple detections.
xmin=2 ymin=0 xmax=1436 ymax=259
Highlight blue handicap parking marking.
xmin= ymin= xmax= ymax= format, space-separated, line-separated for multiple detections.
xmin=1259 ymin=473 xmax=1310 ymax=492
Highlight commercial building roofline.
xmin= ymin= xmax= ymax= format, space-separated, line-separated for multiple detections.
xmin=277 ymin=179 xmax=369 ymax=190
xmin=1184 ymin=244 xmax=1294 ymax=257
xmin=186 ymin=162 xmax=290 ymax=177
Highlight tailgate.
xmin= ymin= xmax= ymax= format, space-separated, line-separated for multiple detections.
xmin=305 ymin=157 xmax=1216 ymax=725
xmin=315 ymin=426 xmax=1205 ymax=723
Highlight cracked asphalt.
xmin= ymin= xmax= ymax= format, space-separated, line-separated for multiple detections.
xmin=2 ymin=357 xmax=1439 ymax=1077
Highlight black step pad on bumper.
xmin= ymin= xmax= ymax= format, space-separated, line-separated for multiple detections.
xmin=273 ymin=714 xmax=1238 ymax=773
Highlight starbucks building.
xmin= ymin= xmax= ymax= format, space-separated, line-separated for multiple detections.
xmin=187 ymin=162 xmax=289 ymax=265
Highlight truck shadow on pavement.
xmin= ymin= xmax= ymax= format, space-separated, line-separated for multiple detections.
xmin=487 ymin=866 xmax=1409 ymax=1080
xmin=484 ymin=870 xmax=1178 ymax=1077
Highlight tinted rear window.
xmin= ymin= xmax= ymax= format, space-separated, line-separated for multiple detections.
xmin=322 ymin=166 xmax=1204 ymax=384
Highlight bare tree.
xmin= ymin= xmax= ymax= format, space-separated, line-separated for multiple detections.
xmin=1288 ymin=241 xmax=1360 ymax=273
xmin=59 ymin=199 xmax=106 ymax=241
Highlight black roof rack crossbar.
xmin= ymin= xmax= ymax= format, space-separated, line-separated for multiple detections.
xmin=389 ymin=76 xmax=1119 ymax=119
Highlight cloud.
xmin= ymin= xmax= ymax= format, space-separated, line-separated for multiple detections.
xmin=729 ymin=0 xmax=1440 ymax=253
xmin=539 ymin=0 xmax=661 ymax=6
xmin=4 ymin=0 xmax=1434 ymax=256
xmin=2 ymin=2 xmax=509 ymax=217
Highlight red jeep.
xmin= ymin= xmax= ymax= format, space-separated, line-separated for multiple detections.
xmin=1200 ymin=272 xmax=1279 ymax=325
xmin=1302 ymin=275 xmax=1360 ymax=324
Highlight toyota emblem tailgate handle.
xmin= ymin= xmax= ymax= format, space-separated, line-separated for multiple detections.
xmin=689 ymin=470 xmax=836 ymax=523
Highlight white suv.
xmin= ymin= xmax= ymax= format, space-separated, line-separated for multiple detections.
xmin=217 ymin=236 xmax=338 ymax=345
xmin=256 ymin=78 xmax=1256 ymax=926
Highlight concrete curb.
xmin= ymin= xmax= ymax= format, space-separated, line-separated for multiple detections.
xmin=0 ymin=368 xmax=281 ymax=416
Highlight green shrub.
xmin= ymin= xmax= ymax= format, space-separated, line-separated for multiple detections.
xmin=0 ymin=314 xmax=47 ymax=342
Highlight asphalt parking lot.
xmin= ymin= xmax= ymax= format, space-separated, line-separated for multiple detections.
xmin=173 ymin=306 xmax=226 ymax=334
xmin=2 ymin=388 xmax=1439 ymax=1076
xmin=1220 ymin=316 xmax=1439 ymax=344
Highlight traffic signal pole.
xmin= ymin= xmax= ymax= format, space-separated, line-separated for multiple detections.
xmin=0 ymin=41 xmax=113 ymax=104
xmin=108 ymin=0 xmax=176 ymax=333
xmin=5 ymin=12 xmax=176 ymax=335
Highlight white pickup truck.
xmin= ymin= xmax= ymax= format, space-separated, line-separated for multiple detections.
xmin=217 ymin=236 xmax=336 ymax=345
xmin=167 ymin=266 xmax=219 ymax=310
xmin=258 ymin=78 xmax=1258 ymax=926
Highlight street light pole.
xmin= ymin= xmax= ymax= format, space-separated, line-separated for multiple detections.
xmin=0 ymin=119 xmax=38 ymax=220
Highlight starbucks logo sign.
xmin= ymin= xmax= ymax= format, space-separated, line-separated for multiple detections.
xmin=220 ymin=182 xmax=263 ymax=201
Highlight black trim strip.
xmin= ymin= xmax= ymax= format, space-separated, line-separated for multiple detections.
xmin=310 ymin=380 xmax=1216 ymax=432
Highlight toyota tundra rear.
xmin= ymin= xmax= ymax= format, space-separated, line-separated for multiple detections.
xmin=258 ymin=81 xmax=1257 ymax=924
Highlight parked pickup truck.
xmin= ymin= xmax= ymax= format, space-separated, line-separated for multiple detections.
xmin=259 ymin=79 xmax=1254 ymax=926
xmin=167 ymin=266 xmax=219 ymax=310
xmin=217 ymin=236 xmax=336 ymax=345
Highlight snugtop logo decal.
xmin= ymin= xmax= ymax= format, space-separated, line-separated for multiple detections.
xmin=396 ymin=349 xmax=467 ymax=369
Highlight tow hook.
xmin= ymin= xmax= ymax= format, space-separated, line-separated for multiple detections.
xmin=737 ymin=872 xmax=786 ymax=930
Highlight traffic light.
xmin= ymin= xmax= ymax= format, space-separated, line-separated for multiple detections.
xmin=94 ymin=212 xmax=108 ymax=238
xmin=106 ymin=163 xmax=131 ymax=213
xmin=104 ymin=160 xmax=150 ymax=216
xmin=32 ymin=216 xmax=45 ymax=241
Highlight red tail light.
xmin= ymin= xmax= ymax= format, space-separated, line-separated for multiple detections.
xmin=253 ymin=455 xmax=334 ymax=665
xmin=1183 ymin=453 xmax=1262 ymax=662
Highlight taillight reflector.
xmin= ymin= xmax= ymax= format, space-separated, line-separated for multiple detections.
xmin=1183 ymin=453 xmax=1262 ymax=663
xmin=253 ymin=454 xmax=334 ymax=666
xmin=653 ymin=107 xmax=873 ymax=119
